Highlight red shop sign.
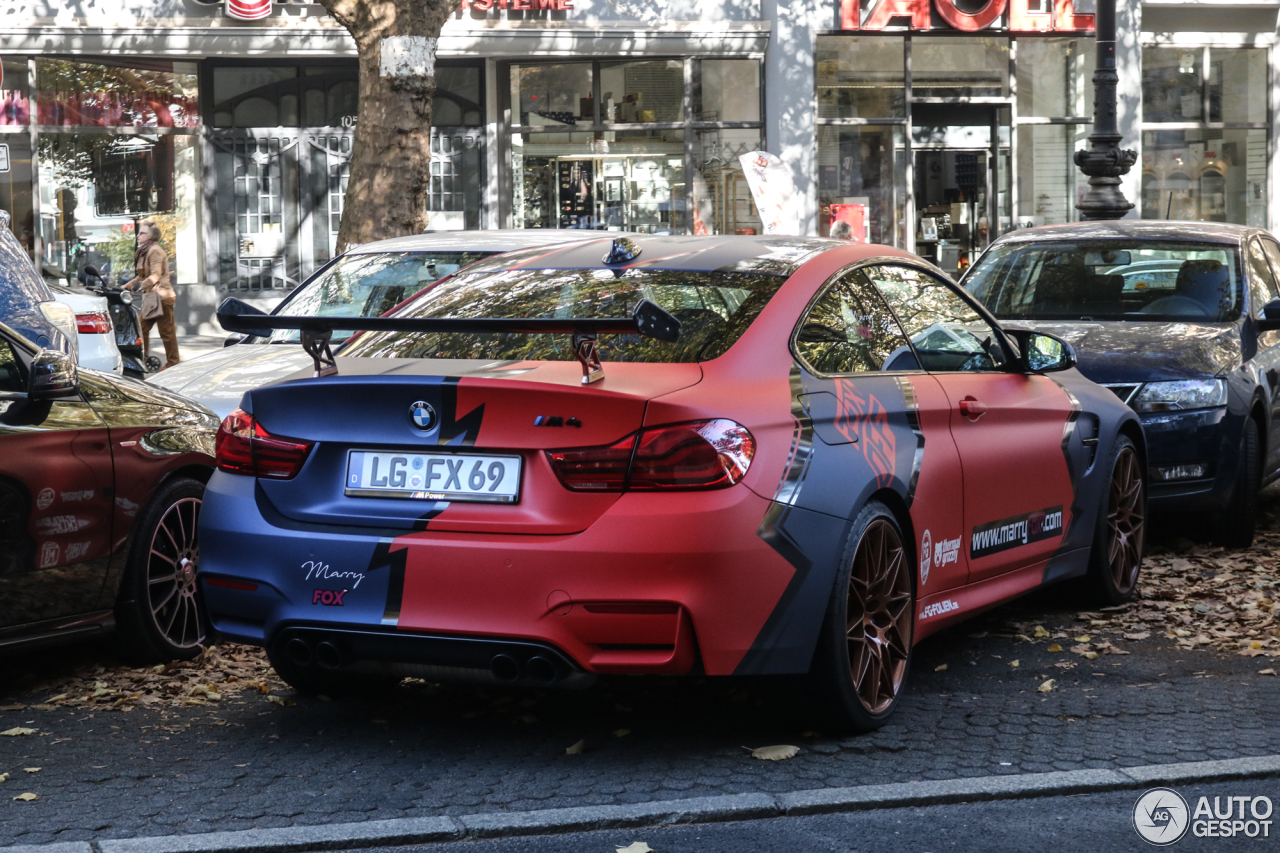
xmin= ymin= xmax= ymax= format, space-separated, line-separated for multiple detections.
xmin=840 ymin=0 xmax=1095 ymax=33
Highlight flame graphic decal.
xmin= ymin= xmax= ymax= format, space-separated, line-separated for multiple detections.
xmin=833 ymin=378 xmax=896 ymax=488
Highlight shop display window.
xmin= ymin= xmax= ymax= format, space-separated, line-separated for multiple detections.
xmin=1 ymin=59 xmax=29 ymax=126
xmin=1142 ymin=48 xmax=1203 ymax=123
xmin=816 ymin=125 xmax=906 ymax=247
xmin=816 ymin=37 xmax=904 ymax=119
xmin=1141 ymin=128 xmax=1267 ymax=226
xmin=693 ymin=129 xmax=763 ymax=236
xmin=37 ymin=60 xmax=199 ymax=128
xmin=38 ymin=133 xmax=202 ymax=286
xmin=512 ymin=64 xmax=594 ymax=127
xmin=1209 ymin=49 xmax=1266 ymax=124
xmin=696 ymin=60 xmax=760 ymax=123
xmin=600 ymin=60 xmax=684 ymax=124
xmin=1016 ymin=38 xmax=1092 ymax=119
xmin=912 ymin=37 xmax=1009 ymax=100
xmin=0 ymin=137 xmax=34 ymax=254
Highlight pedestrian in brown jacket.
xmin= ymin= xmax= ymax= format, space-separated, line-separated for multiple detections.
xmin=125 ymin=219 xmax=181 ymax=369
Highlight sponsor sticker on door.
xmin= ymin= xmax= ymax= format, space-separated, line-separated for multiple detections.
xmin=970 ymin=506 xmax=1063 ymax=559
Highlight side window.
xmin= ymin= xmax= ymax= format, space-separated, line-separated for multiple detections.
xmin=1258 ymin=239 xmax=1280 ymax=305
xmin=863 ymin=264 xmax=1010 ymax=373
xmin=0 ymin=342 xmax=24 ymax=394
xmin=1245 ymin=239 xmax=1277 ymax=315
xmin=794 ymin=270 xmax=915 ymax=375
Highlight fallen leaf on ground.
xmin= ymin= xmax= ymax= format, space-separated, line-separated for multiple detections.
xmin=1008 ymin=660 xmax=1020 ymax=668
xmin=1261 ymin=669 xmax=1277 ymax=676
xmin=934 ymin=664 xmax=948 ymax=672
xmin=22 ymin=768 xmax=39 ymax=774
xmin=616 ymin=843 xmax=654 ymax=853
xmin=1033 ymin=626 xmax=1050 ymax=638
xmin=0 ymin=728 xmax=36 ymax=737
xmin=1037 ymin=679 xmax=1056 ymax=693
xmin=12 ymin=793 xmax=37 ymax=802
xmin=1074 ymin=635 xmax=1091 ymax=643
xmin=1082 ymin=652 xmax=1100 ymax=660
xmin=565 ymin=739 xmax=585 ymax=755
xmin=613 ymin=729 xmax=631 ymax=738
xmin=749 ymin=744 xmax=799 ymax=761
xmin=1047 ymin=644 xmax=1062 ymax=652
xmin=265 ymin=695 xmax=294 ymax=707
xmin=0 ymin=773 xmax=8 ymax=783
xmin=0 ymin=704 xmax=24 ymax=711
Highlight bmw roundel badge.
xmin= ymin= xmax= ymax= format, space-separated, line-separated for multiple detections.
xmin=409 ymin=401 xmax=438 ymax=431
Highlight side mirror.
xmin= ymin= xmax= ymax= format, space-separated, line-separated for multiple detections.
xmin=1006 ymin=329 xmax=1077 ymax=374
xmin=1258 ymin=299 xmax=1280 ymax=332
xmin=83 ymin=265 xmax=100 ymax=278
xmin=28 ymin=349 xmax=79 ymax=400
xmin=224 ymin=333 xmax=245 ymax=348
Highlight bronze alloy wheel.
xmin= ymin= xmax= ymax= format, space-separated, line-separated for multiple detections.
xmin=846 ymin=518 xmax=913 ymax=716
xmin=1106 ymin=446 xmax=1145 ymax=596
xmin=146 ymin=496 xmax=205 ymax=649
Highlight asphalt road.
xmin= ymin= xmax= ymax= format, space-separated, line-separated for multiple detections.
xmin=1 ymin=498 xmax=1279 ymax=846
xmin=374 ymin=780 xmax=1280 ymax=853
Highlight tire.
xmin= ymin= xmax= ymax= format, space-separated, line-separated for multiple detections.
xmin=145 ymin=354 xmax=163 ymax=374
xmin=1215 ymin=417 xmax=1260 ymax=549
xmin=808 ymin=501 xmax=914 ymax=733
xmin=1086 ymin=435 xmax=1146 ymax=606
xmin=115 ymin=477 xmax=208 ymax=663
xmin=265 ymin=646 xmax=401 ymax=697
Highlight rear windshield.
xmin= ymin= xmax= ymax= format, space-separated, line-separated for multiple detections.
xmin=964 ymin=240 xmax=1242 ymax=322
xmin=339 ymin=267 xmax=785 ymax=363
xmin=264 ymin=251 xmax=493 ymax=344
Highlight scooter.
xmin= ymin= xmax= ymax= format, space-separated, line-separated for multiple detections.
xmin=81 ymin=265 xmax=160 ymax=380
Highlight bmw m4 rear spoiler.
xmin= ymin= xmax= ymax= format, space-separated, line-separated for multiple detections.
xmin=215 ymin=296 xmax=681 ymax=385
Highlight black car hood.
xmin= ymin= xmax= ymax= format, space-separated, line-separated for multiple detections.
xmin=1002 ymin=320 xmax=1241 ymax=383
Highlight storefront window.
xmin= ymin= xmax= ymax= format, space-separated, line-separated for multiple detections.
xmin=816 ymin=37 xmax=904 ymax=119
xmin=1016 ymin=124 xmax=1088 ymax=227
xmin=1 ymin=59 xmax=30 ymax=126
xmin=601 ymin=60 xmax=684 ymax=123
xmin=512 ymin=64 xmax=594 ymax=126
xmin=912 ymin=37 xmax=1009 ymax=100
xmin=37 ymin=60 xmax=199 ymax=128
xmin=432 ymin=66 xmax=483 ymax=126
xmin=1141 ymin=128 xmax=1267 ymax=225
xmin=38 ymin=134 xmax=202 ymax=286
xmin=0 ymin=137 xmax=34 ymax=253
xmin=1209 ymin=48 xmax=1266 ymax=124
xmin=692 ymin=129 xmax=763 ymax=235
xmin=1016 ymin=38 xmax=1092 ymax=119
xmin=817 ymin=125 xmax=906 ymax=246
xmin=513 ymin=133 xmax=684 ymax=232
xmin=213 ymin=66 xmax=298 ymax=127
xmin=1142 ymin=46 xmax=1268 ymax=227
xmin=696 ymin=60 xmax=760 ymax=122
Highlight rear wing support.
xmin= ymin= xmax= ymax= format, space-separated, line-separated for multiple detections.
xmin=215 ymin=297 xmax=681 ymax=385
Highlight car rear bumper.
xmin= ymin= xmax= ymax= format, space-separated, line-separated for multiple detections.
xmin=198 ymin=470 xmax=806 ymax=678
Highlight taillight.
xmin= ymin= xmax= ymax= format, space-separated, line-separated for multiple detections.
xmin=216 ymin=408 xmax=313 ymax=480
xmin=76 ymin=312 xmax=112 ymax=334
xmin=547 ymin=419 xmax=754 ymax=492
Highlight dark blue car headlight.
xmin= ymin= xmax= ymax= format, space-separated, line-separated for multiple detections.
xmin=1132 ymin=379 xmax=1227 ymax=413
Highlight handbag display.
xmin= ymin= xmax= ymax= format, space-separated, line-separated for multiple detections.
xmin=141 ymin=290 xmax=164 ymax=321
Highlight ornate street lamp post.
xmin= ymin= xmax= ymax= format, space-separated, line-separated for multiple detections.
xmin=1074 ymin=0 xmax=1137 ymax=220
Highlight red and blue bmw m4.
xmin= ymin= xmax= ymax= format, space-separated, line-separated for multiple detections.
xmin=200 ymin=236 xmax=1146 ymax=731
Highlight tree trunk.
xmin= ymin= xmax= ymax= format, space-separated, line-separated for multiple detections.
xmin=316 ymin=0 xmax=461 ymax=252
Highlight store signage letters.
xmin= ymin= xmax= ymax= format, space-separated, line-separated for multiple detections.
xmin=462 ymin=0 xmax=574 ymax=11
xmin=840 ymin=0 xmax=1095 ymax=32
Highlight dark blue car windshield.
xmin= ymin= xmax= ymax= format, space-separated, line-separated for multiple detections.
xmin=965 ymin=240 xmax=1242 ymax=322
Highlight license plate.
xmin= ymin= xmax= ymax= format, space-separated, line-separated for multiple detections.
xmin=345 ymin=450 xmax=521 ymax=503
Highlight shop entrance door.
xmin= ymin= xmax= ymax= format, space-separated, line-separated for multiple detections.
xmin=911 ymin=104 xmax=1010 ymax=277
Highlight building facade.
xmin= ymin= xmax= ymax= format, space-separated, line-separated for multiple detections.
xmin=0 ymin=0 xmax=1276 ymax=331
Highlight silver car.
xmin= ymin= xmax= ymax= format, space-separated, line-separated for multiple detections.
xmin=151 ymin=230 xmax=626 ymax=417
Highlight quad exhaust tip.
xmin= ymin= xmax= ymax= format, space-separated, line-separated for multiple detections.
xmin=286 ymin=637 xmax=312 ymax=667
xmin=526 ymin=655 xmax=557 ymax=685
xmin=315 ymin=641 xmax=343 ymax=670
xmin=490 ymin=654 xmax=520 ymax=682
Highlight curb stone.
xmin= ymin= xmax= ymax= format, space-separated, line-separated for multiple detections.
xmin=12 ymin=754 xmax=1280 ymax=853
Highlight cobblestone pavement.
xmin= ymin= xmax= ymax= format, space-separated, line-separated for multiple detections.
xmin=2 ymin=523 xmax=1279 ymax=845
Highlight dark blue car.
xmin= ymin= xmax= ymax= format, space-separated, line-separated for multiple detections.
xmin=0 ymin=211 xmax=74 ymax=355
xmin=963 ymin=221 xmax=1280 ymax=547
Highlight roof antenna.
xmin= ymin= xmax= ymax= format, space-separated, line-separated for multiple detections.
xmin=603 ymin=237 xmax=642 ymax=265
xmin=1165 ymin=191 xmax=1173 ymax=220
